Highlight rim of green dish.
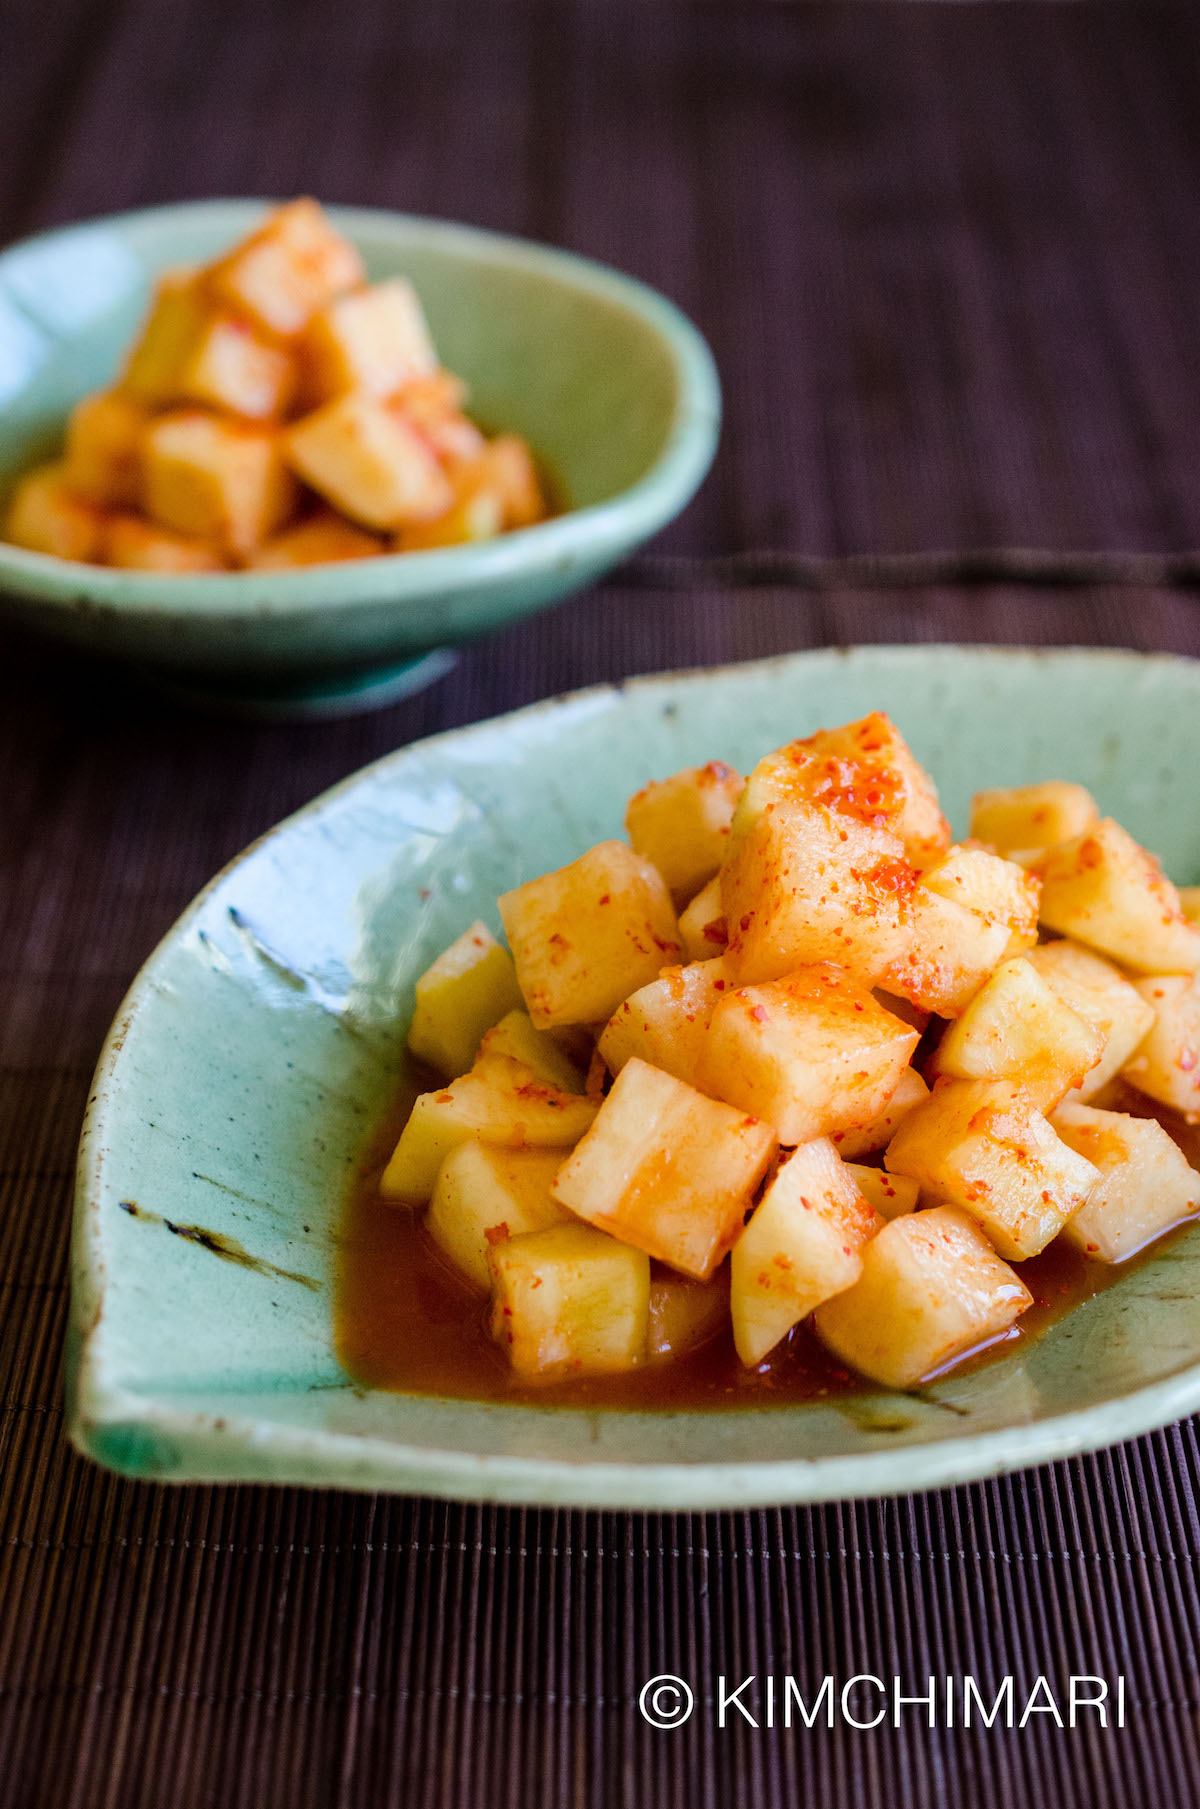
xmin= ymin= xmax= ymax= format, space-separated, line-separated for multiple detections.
xmin=68 ymin=645 xmax=1200 ymax=1507
xmin=0 ymin=199 xmax=722 ymax=619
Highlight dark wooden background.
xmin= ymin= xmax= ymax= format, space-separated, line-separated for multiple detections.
xmin=5 ymin=4 xmax=1200 ymax=1805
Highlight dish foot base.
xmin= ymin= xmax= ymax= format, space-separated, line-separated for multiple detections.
xmin=134 ymin=648 xmax=459 ymax=721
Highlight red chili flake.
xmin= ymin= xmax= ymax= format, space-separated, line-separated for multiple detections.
xmin=751 ymin=1004 xmax=767 ymax=1022
xmin=484 ymin=1222 xmax=511 ymax=1246
xmin=435 ymin=1091 xmax=455 ymax=1104
xmin=740 ymin=914 xmax=752 ymax=932
xmin=598 ymin=894 xmax=611 ymax=906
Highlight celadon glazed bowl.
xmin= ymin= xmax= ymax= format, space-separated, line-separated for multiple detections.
xmin=0 ymin=200 xmax=719 ymax=717
xmin=69 ymin=646 xmax=1200 ymax=1506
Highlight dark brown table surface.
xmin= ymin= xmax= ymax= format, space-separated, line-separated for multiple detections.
xmin=6 ymin=4 xmax=1200 ymax=1804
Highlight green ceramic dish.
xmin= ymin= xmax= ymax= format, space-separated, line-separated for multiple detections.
xmin=0 ymin=200 xmax=719 ymax=716
xmin=68 ymin=645 xmax=1200 ymax=1505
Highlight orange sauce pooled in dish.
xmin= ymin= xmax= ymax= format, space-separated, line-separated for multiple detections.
xmin=334 ymin=1075 xmax=1185 ymax=1410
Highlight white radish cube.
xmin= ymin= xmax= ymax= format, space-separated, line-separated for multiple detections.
xmin=597 ymin=958 xmax=732 ymax=1089
xmin=813 ymin=1206 xmax=1032 ymax=1389
xmin=406 ymin=921 xmax=524 ymax=1077
xmin=730 ymin=1138 xmax=882 ymax=1365
xmin=625 ymin=761 xmax=744 ymax=907
xmin=1123 ymin=974 xmax=1200 ymax=1119
xmin=831 ymin=1066 xmax=930 ymax=1160
xmin=1038 ymin=818 xmax=1200 ymax=976
xmin=677 ymin=875 xmax=728 ymax=962
xmin=427 ymin=1143 xmax=569 ymax=1290
xmin=647 ymin=1267 xmax=730 ymax=1361
xmin=551 ymin=1058 xmax=777 ymax=1280
xmin=844 ymin=1164 xmax=920 ymax=1219
xmin=930 ymin=955 xmax=1104 ymax=1108
xmin=499 ymin=840 xmax=681 ymax=1029
xmin=381 ymin=1055 xmax=597 ymax=1204
xmin=1052 ymin=1101 xmax=1200 ymax=1262
xmin=721 ymin=799 xmax=915 ymax=988
xmin=970 ymin=781 xmax=1098 ymax=859
xmin=884 ymin=1078 xmax=1099 ymax=1259
xmin=488 ymin=1223 xmax=650 ymax=1380
xmin=1027 ymin=940 xmax=1156 ymax=1101
xmin=699 ymin=964 xmax=919 ymax=1145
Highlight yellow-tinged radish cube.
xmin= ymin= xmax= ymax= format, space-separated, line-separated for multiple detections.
xmin=831 ymin=1066 xmax=930 ymax=1159
xmin=813 ymin=1206 xmax=1032 ymax=1389
xmin=394 ymin=369 xmax=468 ymax=422
xmin=302 ymin=278 xmax=438 ymax=402
xmin=818 ymin=713 xmax=950 ymax=867
xmin=844 ymin=1164 xmax=920 ymax=1219
xmin=250 ymin=510 xmax=385 ymax=568
xmin=884 ymin=846 xmax=1039 ymax=1017
xmin=625 ymin=761 xmax=744 ymax=908
xmin=394 ymin=483 xmax=503 ymax=551
xmin=699 ymin=964 xmax=919 ymax=1146
xmin=63 ymin=389 xmax=146 ymax=505
xmin=882 ymin=891 xmax=1008 ymax=1018
xmin=406 ymin=921 xmax=524 ymax=1077
xmin=729 ymin=714 xmax=949 ymax=870
xmin=885 ymin=1078 xmax=1099 ymax=1259
xmin=411 ymin=410 xmax=487 ymax=469
xmin=488 ymin=1222 xmax=650 ymax=1380
xmin=1122 ymin=973 xmax=1200 ymax=1119
xmin=730 ymin=1138 xmax=883 ymax=1365
xmin=1038 ymin=818 xmax=1200 ymax=975
xmin=427 ymin=1143 xmax=570 ymax=1290
xmin=285 ymin=393 xmax=452 ymax=531
xmin=647 ymin=1266 xmax=730 ymax=1360
xmin=142 ymin=411 xmax=297 ymax=555
xmin=179 ymin=312 xmax=295 ymax=420
xmin=1051 ymin=1101 xmax=1200 ymax=1262
xmin=121 ymin=268 xmax=210 ymax=402
xmin=551 ymin=1058 xmax=777 ymax=1280
xmin=380 ymin=1054 xmax=598 ymax=1204
xmin=102 ymin=513 xmax=226 ymax=572
xmin=1026 ymin=940 xmax=1156 ymax=1101
xmin=206 ymin=198 xmax=364 ymax=339
xmin=477 ymin=1009 xmax=584 ymax=1093
xmin=721 ymin=801 xmax=916 ymax=987
xmin=499 ymin=840 xmax=681 ymax=1029
xmin=4 ymin=464 xmax=106 ymax=562
xmin=475 ymin=434 xmax=547 ymax=529
xmin=597 ymin=958 xmax=732 ymax=1089
xmin=922 ymin=845 xmax=1040 ymax=957
xmin=122 ymin=265 xmax=293 ymax=419
xmin=678 ymin=875 xmax=728 ymax=962
xmin=392 ymin=372 xmax=483 ymax=466
xmin=970 ymin=781 xmax=1098 ymax=859
xmin=1180 ymin=886 xmax=1200 ymax=926
xmin=930 ymin=955 xmax=1104 ymax=1108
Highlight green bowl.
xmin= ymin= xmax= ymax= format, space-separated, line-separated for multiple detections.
xmin=0 ymin=200 xmax=719 ymax=717
xmin=68 ymin=645 xmax=1200 ymax=1506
